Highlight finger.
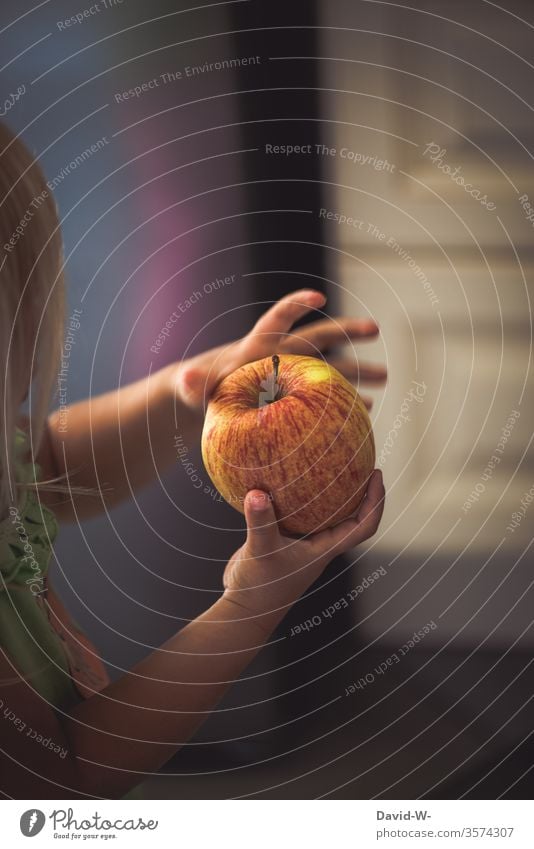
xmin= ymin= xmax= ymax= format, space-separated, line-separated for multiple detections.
xmin=178 ymin=340 xmax=243 ymax=408
xmin=361 ymin=395 xmax=374 ymax=411
xmin=331 ymin=469 xmax=385 ymax=550
xmin=180 ymin=291 xmax=327 ymax=406
xmin=249 ymin=290 xmax=327 ymax=354
xmin=352 ymin=469 xmax=386 ymax=530
xmin=175 ymin=364 xmax=207 ymax=408
xmin=312 ymin=470 xmax=385 ymax=558
xmin=243 ymin=490 xmax=281 ymax=558
xmin=281 ymin=317 xmax=379 ymax=355
xmin=326 ymin=358 xmax=388 ymax=384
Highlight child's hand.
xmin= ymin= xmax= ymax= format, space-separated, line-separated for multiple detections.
xmin=222 ymin=470 xmax=385 ymax=630
xmin=175 ymin=289 xmax=386 ymax=413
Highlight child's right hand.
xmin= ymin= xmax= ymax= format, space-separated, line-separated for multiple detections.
xmin=222 ymin=470 xmax=385 ymax=631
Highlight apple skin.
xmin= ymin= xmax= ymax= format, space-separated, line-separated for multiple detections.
xmin=201 ymin=354 xmax=375 ymax=536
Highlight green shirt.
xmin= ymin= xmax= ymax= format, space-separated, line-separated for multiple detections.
xmin=0 ymin=429 xmax=145 ymax=798
xmin=0 ymin=428 xmax=79 ymax=709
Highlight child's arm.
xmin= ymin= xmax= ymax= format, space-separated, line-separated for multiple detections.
xmin=39 ymin=290 xmax=385 ymax=520
xmin=1 ymin=474 xmax=384 ymax=799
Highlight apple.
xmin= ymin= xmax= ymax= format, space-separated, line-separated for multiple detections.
xmin=201 ymin=354 xmax=375 ymax=536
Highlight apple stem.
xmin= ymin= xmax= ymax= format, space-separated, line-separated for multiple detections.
xmin=272 ymin=354 xmax=280 ymax=384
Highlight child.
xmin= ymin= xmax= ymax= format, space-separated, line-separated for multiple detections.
xmin=0 ymin=122 xmax=386 ymax=799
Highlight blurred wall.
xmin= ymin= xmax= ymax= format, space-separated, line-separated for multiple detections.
xmin=319 ymin=0 xmax=534 ymax=648
xmin=2 ymin=0 xmax=251 ymax=672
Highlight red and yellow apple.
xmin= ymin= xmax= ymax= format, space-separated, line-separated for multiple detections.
xmin=201 ymin=354 xmax=375 ymax=536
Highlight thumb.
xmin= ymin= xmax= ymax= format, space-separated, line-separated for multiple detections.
xmin=243 ymin=490 xmax=280 ymax=557
xmin=176 ymin=364 xmax=207 ymax=410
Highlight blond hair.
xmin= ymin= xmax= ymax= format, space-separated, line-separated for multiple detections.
xmin=0 ymin=122 xmax=65 ymax=519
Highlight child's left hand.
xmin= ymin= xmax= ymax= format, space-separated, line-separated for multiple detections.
xmin=174 ymin=289 xmax=386 ymax=413
xmin=222 ymin=471 xmax=385 ymax=628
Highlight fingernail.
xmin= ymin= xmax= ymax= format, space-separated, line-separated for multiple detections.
xmin=178 ymin=367 xmax=196 ymax=397
xmin=302 ymin=289 xmax=326 ymax=303
xmin=250 ymin=493 xmax=267 ymax=511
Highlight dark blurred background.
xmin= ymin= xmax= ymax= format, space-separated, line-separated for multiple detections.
xmin=2 ymin=0 xmax=533 ymax=797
